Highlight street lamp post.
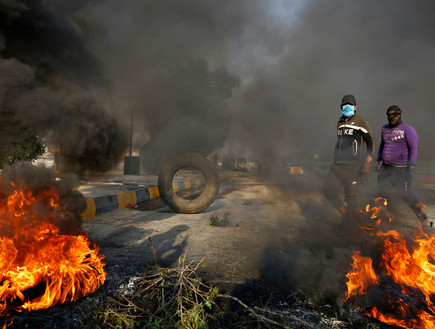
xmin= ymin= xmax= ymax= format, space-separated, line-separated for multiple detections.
xmin=124 ymin=110 xmax=141 ymax=175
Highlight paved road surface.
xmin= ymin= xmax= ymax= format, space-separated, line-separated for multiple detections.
xmin=81 ymin=172 xmax=435 ymax=299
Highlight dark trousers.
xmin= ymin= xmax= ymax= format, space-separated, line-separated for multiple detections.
xmin=377 ymin=164 xmax=424 ymax=220
xmin=323 ymin=163 xmax=361 ymax=211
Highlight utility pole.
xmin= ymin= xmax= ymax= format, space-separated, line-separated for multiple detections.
xmin=124 ymin=109 xmax=140 ymax=175
xmin=129 ymin=110 xmax=133 ymax=157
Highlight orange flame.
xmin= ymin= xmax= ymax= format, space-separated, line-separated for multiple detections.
xmin=358 ymin=197 xmax=392 ymax=235
xmin=368 ymin=307 xmax=435 ymax=329
xmin=344 ymin=199 xmax=435 ymax=328
xmin=378 ymin=231 xmax=435 ymax=309
xmin=0 ymin=182 xmax=106 ymax=314
xmin=415 ymin=201 xmax=428 ymax=220
xmin=344 ymin=251 xmax=379 ymax=301
xmin=1 ymin=318 xmax=13 ymax=329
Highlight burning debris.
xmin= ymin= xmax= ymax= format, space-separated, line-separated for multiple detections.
xmin=344 ymin=198 xmax=435 ymax=328
xmin=0 ymin=163 xmax=106 ymax=315
xmin=358 ymin=197 xmax=393 ymax=235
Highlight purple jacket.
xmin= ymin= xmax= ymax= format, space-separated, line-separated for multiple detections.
xmin=377 ymin=122 xmax=418 ymax=167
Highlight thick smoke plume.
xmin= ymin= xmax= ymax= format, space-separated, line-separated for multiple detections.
xmin=1 ymin=0 xmax=433 ymax=311
xmin=0 ymin=1 xmax=126 ymax=173
xmin=67 ymin=0 xmax=268 ymax=162
xmin=2 ymin=1 xmax=434 ymax=172
xmin=228 ymin=0 xmax=435 ymax=163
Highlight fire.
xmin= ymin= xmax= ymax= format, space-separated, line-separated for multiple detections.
xmin=0 ymin=181 xmax=106 ymax=314
xmin=358 ymin=197 xmax=392 ymax=235
xmin=415 ymin=201 xmax=428 ymax=221
xmin=345 ymin=199 xmax=435 ymax=328
xmin=344 ymin=251 xmax=379 ymax=301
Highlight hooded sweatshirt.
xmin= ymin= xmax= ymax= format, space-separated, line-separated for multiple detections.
xmin=334 ymin=114 xmax=375 ymax=164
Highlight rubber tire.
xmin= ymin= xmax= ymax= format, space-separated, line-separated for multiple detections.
xmin=158 ymin=153 xmax=220 ymax=213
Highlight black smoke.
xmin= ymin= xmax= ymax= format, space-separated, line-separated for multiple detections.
xmin=0 ymin=0 xmax=126 ymax=173
xmin=2 ymin=1 xmax=434 ymax=172
xmin=63 ymin=0 xmax=263 ymax=163
xmin=2 ymin=0 xmax=434 ymax=318
xmin=228 ymin=0 xmax=435 ymax=163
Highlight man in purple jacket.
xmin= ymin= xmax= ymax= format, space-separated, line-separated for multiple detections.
xmin=375 ymin=105 xmax=428 ymax=224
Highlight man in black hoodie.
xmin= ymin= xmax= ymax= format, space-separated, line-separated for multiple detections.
xmin=323 ymin=94 xmax=375 ymax=218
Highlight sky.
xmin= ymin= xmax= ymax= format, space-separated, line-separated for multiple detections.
xmin=1 ymin=0 xmax=434 ymax=172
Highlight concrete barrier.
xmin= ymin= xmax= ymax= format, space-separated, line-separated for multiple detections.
xmin=80 ymin=170 xmax=247 ymax=219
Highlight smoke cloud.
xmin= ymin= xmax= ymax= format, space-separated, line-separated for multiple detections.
xmin=0 ymin=1 xmax=126 ymax=173
xmin=2 ymin=0 xmax=433 ymax=308
xmin=227 ymin=0 xmax=435 ymax=162
xmin=67 ymin=0 xmax=274 ymax=162
xmin=2 ymin=1 xmax=434 ymax=172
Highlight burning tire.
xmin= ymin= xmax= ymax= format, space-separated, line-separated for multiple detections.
xmin=158 ymin=153 xmax=219 ymax=213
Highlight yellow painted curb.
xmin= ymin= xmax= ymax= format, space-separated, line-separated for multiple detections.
xmin=148 ymin=186 xmax=160 ymax=199
xmin=117 ymin=191 xmax=138 ymax=208
xmin=82 ymin=199 xmax=96 ymax=219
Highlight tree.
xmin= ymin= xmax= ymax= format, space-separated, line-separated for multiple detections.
xmin=0 ymin=111 xmax=45 ymax=168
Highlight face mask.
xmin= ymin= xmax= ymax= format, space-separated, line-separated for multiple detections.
xmin=342 ymin=104 xmax=355 ymax=117
xmin=387 ymin=112 xmax=402 ymax=126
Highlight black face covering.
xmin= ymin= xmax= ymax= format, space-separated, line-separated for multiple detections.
xmin=387 ymin=107 xmax=402 ymax=128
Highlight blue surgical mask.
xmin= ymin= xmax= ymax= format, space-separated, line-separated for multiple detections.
xmin=342 ymin=104 xmax=355 ymax=117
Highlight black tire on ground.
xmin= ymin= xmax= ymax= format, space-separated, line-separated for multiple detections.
xmin=158 ymin=153 xmax=220 ymax=213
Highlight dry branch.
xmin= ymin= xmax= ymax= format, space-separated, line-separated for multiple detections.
xmin=217 ymin=293 xmax=292 ymax=328
xmin=254 ymin=305 xmax=341 ymax=329
xmin=87 ymin=239 xmax=334 ymax=329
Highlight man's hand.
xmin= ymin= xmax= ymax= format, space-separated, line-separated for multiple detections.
xmin=405 ymin=166 xmax=415 ymax=190
xmin=361 ymin=156 xmax=373 ymax=175
xmin=374 ymin=161 xmax=381 ymax=172
xmin=406 ymin=165 xmax=415 ymax=180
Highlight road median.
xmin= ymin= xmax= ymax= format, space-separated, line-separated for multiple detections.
xmin=80 ymin=170 xmax=247 ymax=219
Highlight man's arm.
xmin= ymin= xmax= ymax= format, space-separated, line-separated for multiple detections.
xmin=405 ymin=125 xmax=418 ymax=180
xmin=375 ymin=132 xmax=385 ymax=172
xmin=362 ymin=155 xmax=373 ymax=175
xmin=361 ymin=119 xmax=375 ymax=175
xmin=405 ymin=125 xmax=418 ymax=167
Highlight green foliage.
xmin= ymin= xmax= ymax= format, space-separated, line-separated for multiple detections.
xmin=209 ymin=213 xmax=229 ymax=227
xmin=0 ymin=111 xmax=45 ymax=168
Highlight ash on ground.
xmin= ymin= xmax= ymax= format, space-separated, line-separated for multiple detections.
xmin=1 ymin=260 xmax=401 ymax=329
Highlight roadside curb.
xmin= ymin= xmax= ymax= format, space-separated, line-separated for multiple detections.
xmin=81 ymin=171 xmax=247 ymax=219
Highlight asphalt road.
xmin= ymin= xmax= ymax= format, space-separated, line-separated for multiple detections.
xmin=5 ymin=171 xmax=433 ymax=328
xmin=81 ymin=171 xmax=435 ymax=302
